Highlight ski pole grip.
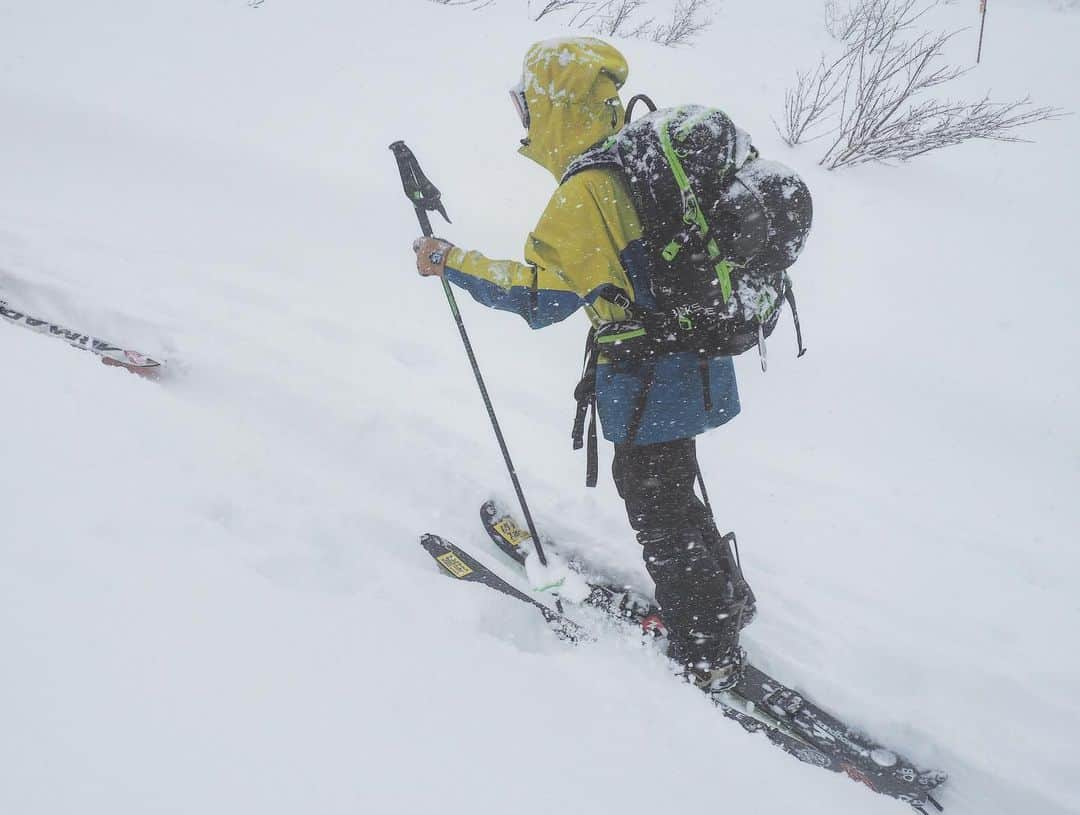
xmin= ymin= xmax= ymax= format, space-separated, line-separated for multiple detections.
xmin=390 ymin=140 xmax=451 ymax=238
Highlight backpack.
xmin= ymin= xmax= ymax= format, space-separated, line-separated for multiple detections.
xmin=568 ymin=98 xmax=812 ymax=485
xmin=565 ymin=98 xmax=812 ymax=365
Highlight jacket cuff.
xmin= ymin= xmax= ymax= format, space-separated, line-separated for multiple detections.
xmin=445 ymin=246 xmax=468 ymax=273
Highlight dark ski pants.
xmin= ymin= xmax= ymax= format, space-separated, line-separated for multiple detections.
xmin=612 ymin=437 xmax=707 ymax=532
xmin=612 ymin=437 xmax=739 ymax=663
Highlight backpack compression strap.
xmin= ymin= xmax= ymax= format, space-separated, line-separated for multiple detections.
xmin=784 ymin=275 xmax=808 ymax=358
xmin=571 ymin=329 xmax=601 ymax=488
xmin=570 ymin=285 xmax=648 ymax=488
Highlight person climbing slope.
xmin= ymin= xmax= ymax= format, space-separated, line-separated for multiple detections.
xmin=411 ymin=38 xmax=760 ymax=690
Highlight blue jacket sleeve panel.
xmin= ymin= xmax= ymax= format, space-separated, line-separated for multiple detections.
xmin=443 ymin=266 xmax=585 ymax=329
xmin=440 ymin=170 xmax=644 ymax=329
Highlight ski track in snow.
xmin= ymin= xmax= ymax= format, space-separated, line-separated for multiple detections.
xmin=2 ymin=1 xmax=1079 ymax=813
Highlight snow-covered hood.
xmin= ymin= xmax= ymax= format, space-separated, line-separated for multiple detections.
xmin=517 ymin=37 xmax=628 ymax=180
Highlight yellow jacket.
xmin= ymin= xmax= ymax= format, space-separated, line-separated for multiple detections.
xmin=445 ymin=39 xmax=639 ymax=328
xmin=444 ymin=38 xmax=740 ymax=445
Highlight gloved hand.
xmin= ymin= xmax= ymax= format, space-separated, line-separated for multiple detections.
xmin=412 ymin=236 xmax=454 ymax=277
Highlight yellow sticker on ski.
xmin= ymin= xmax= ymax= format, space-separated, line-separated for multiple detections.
xmin=436 ymin=551 xmax=474 ymax=579
xmin=493 ymin=517 xmax=532 ymax=548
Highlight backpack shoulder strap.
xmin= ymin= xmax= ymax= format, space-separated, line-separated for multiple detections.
xmin=561 ymin=138 xmax=622 ymax=185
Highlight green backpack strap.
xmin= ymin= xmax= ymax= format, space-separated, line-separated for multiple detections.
xmin=656 ymin=112 xmax=736 ymax=302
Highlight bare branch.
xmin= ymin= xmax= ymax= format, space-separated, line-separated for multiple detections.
xmin=581 ymin=0 xmax=651 ymax=36
xmin=823 ymin=95 xmax=1066 ymax=168
xmin=779 ymin=0 xmax=1067 ymax=168
xmin=650 ymin=0 xmax=713 ymax=47
xmin=436 ymin=0 xmax=712 ymax=49
xmin=776 ymin=50 xmax=851 ymax=146
xmin=572 ymin=0 xmax=709 ymax=47
xmin=530 ymin=0 xmax=589 ymax=21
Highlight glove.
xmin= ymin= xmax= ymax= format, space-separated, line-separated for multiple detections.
xmin=412 ymin=236 xmax=454 ymax=277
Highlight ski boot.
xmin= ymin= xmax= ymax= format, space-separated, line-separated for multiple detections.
xmin=668 ymin=624 xmax=747 ymax=693
xmin=685 ymin=646 xmax=746 ymax=693
xmin=640 ymin=525 xmax=747 ymax=690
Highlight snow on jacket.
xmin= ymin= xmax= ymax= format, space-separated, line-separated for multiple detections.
xmin=444 ymin=38 xmax=740 ymax=445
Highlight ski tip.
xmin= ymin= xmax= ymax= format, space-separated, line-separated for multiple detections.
xmin=419 ymin=533 xmax=475 ymax=580
xmin=920 ymin=769 xmax=949 ymax=791
xmin=419 ymin=532 xmax=451 ymax=559
xmin=479 ymin=499 xmax=532 ymax=566
xmin=101 ymin=354 xmax=164 ymax=378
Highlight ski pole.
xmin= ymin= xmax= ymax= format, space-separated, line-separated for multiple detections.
xmin=390 ymin=141 xmax=553 ymax=571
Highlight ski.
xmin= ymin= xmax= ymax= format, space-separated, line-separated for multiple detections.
xmin=736 ymin=664 xmax=946 ymax=801
xmin=1 ymin=299 xmax=162 ymax=376
xmin=481 ymin=500 xmax=664 ymax=629
xmin=479 ymin=499 xmax=947 ymax=811
xmin=419 ymin=532 xmax=893 ymax=803
xmin=421 ymin=533 xmax=584 ymax=643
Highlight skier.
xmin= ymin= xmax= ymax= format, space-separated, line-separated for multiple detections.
xmin=411 ymin=38 xmax=754 ymax=690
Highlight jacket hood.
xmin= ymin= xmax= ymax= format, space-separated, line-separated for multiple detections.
xmin=517 ymin=38 xmax=628 ymax=181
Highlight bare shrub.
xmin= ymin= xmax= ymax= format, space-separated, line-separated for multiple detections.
xmin=829 ymin=94 xmax=1066 ymax=166
xmin=650 ymin=0 xmax=713 ymax=46
xmin=779 ymin=0 xmax=1065 ymax=169
xmin=531 ymin=0 xmax=588 ymax=19
xmin=576 ymin=0 xmax=655 ymax=37
xmin=824 ymin=0 xmax=869 ymax=39
xmin=778 ymin=52 xmax=850 ymax=146
xmin=532 ymin=0 xmax=714 ymax=47
xmin=429 ymin=0 xmax=496 ymax=7
xmin=823 ymin=0 xmax=924 ymax=41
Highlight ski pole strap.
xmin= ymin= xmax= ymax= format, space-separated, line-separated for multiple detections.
xmin=784 ymin=280 xmax=807 ymax=358
xmin=571 ymin=329 xmax=600 ymax=487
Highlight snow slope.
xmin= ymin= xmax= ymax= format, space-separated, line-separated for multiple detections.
xmin=2 ymin=1 xmax=1078 ymax=813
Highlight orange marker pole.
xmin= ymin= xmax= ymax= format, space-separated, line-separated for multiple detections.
xmin=977 ymin=0 xmax=988 ymax=64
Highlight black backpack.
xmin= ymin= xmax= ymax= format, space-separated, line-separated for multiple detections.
xmin=565 ymin=98 xmax=811 ymax=364
xmin=569 ymin=98 xmax=813 ymax=484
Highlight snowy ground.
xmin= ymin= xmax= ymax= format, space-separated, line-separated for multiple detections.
xmin=2 ymin=1 xmax=1078 ymax=813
